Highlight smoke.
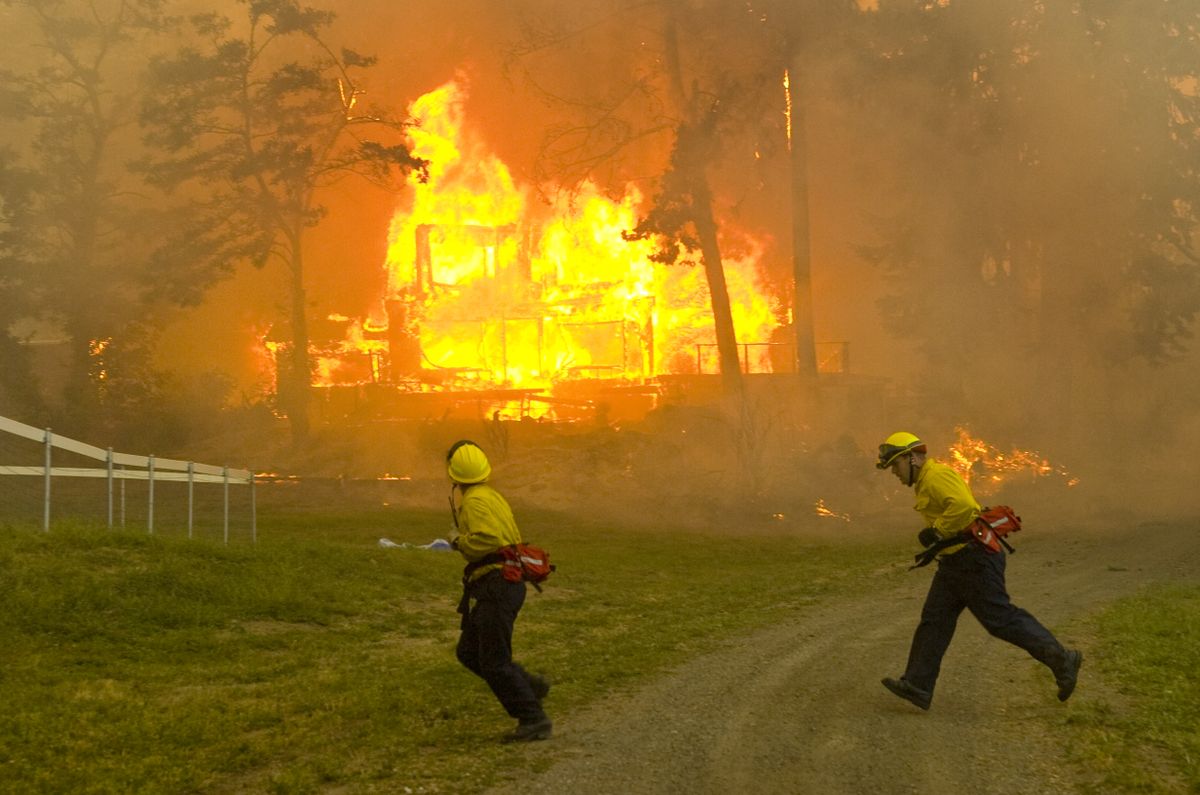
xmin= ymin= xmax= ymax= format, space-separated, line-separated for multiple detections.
xmin=5 ymin=1 xmax=1198 ymax=520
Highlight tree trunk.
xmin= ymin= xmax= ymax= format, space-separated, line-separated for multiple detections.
xmin=787 ymin=54 xmax=818 ymax=378
xmin=61 ymin=183 xmax=104 ymax=427
xmin=63 ymin=329 xmax=98 ymax=426
xmin=662 ymin=3 xmax=743 ymax=396
xmin=692 ymin=175 xmax=745 ymax=396
xmin=287 ymin=233 xmax=311 ymax=444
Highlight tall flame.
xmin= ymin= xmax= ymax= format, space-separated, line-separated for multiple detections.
xmin=385 ymin=81 xmax=524 ymax=294
xmin=254 ymin=76 xmax=790 ymax=423
xmin=375 ymin=78 xmax=778 ymax=389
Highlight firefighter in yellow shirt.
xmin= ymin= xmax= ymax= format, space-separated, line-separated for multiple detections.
xmin=446 ymin=440 xmax=552 ymax=742
xmin=875 ymin=432 xmax=1082 ymax=710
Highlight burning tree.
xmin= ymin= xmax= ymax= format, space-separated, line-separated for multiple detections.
xmin=504 ymin=0 xmax=881 ymax=393
xmin=140 ymin=0 xmax=427 ymax=443
xmin=623 ymin=106 xmax=745 ymax=396
xmin=506 ymin=0 xmax=808 ymax=397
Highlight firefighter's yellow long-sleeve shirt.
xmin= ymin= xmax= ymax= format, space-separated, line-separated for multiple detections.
xmin=913 ymin=459 xmax=981 ymax=557
xmin=451 ymin=483 xmax=522 ymax=582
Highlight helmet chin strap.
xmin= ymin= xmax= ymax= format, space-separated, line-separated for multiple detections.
xmin=905 ymin=454 xmax=917 ymax=487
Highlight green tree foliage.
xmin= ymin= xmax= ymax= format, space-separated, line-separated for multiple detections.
xmin=140 ymin=0 xmax=427 ymax=443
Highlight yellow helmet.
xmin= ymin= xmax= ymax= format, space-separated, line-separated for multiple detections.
xmin=876 ymin=431 xmax=926 ymax=469
xmin=447 ymin=440 xmax=491 ymax=484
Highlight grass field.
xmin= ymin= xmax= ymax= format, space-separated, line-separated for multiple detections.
xmin=5 ymin=502 xmax=1197 ymax=794
xmin=0 ymin=504 xmax=903 ymax=794
xmin=1063 ymin=583 xmax=1200 ymax=795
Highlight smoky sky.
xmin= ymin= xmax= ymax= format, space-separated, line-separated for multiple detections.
xmin=4 ymin=0 xmax=1199 ymax=510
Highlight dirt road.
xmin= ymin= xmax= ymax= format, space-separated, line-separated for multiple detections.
xmin=488 ymin=519 xmax=1199 ymax=795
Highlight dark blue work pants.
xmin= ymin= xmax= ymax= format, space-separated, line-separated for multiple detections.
xmin=456 ymin=571 xmax=546 ymax=723
xmin=904 ymin=542 xmax=1066 ymax=695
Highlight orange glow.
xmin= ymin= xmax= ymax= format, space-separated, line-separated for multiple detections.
xmin=382 ymin=79 xmax=778 ymax=388
xmin=313 ymin=316 xmax=386 ymax=385
xmin=89 ymin=338 xmax=111 ymax=382
xmin=946 ymin=426 xmax=1079 ymax=496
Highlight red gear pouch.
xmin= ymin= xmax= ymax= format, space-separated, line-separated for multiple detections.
xmin=969 ymin=505 xmax=1022 ymax=554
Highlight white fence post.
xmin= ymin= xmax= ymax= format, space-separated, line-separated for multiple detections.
xmin=147 ymin=455 xmax=155 ymax=534
xmin=223 ymin=465 xmax=229 ymax=545
xmin=251 ymin=476 xmax=257 ymax=544
xmin=106 ymin=448 xmax=114 ymax=529
xmin=187 ymin=462 xmax=194 ymax=539
xmin=42 ymin=428 xmax=52 ymax=532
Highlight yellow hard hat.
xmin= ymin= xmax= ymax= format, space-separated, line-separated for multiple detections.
xmin=447 ymin=440 xmax=491 ymax=484
xmin=876 ymin=431 xmax=926 ymax=469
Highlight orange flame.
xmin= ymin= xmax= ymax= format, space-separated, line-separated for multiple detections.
xmin=389 ymin=79 xmax=779 ymax=387
xmin=294 ymin=78 xmax=781 ymax=403
xmin=814 ymin=498 xmax=852 ymax=522
xmin=946 ymin=426 xmax=1079 ymax=496
xmin=248 ymin=78 xmax=799 ymax=422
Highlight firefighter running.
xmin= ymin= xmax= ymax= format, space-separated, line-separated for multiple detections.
xmin=446 ymin=440 xmax=553 ymax=741
xmin=875 ymin=431 xmax=1083 ymax=710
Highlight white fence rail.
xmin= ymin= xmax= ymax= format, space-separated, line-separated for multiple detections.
xmin=0 ymin=414 xmax=255 ymax=542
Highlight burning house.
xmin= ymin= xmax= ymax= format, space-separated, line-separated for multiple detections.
xmin=265 ymin=79 xmax=844 ymax=423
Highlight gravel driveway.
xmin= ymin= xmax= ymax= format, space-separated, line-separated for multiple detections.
xmin=487 ymin=519 xmax=1199 ymax=794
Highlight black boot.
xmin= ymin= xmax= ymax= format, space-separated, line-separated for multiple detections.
xmin=527 ymin=672 xmax=551 ymax=701
xmin=1055 ymin=649 xmax=1083 ymax=702
xmin=881 ymin=677 xmax=932 ymax=710
xmin=503 ymin=716 xmax=553 ymax=742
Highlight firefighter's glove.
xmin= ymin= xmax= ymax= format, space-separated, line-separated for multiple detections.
xmin=917 ymin=527 xmax=940 ymax=547
xmin=911 ymin=548 xmax=938 ymax=569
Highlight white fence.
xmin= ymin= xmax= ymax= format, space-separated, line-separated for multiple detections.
xmin=0 ymin=414 xmax=255 ymax=542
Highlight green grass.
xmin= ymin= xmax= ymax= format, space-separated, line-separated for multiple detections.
xmin=0 ymin=509 xmax=903 ymax=794
xmin=1062 ymin=584 xmax=1200 ymax=794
